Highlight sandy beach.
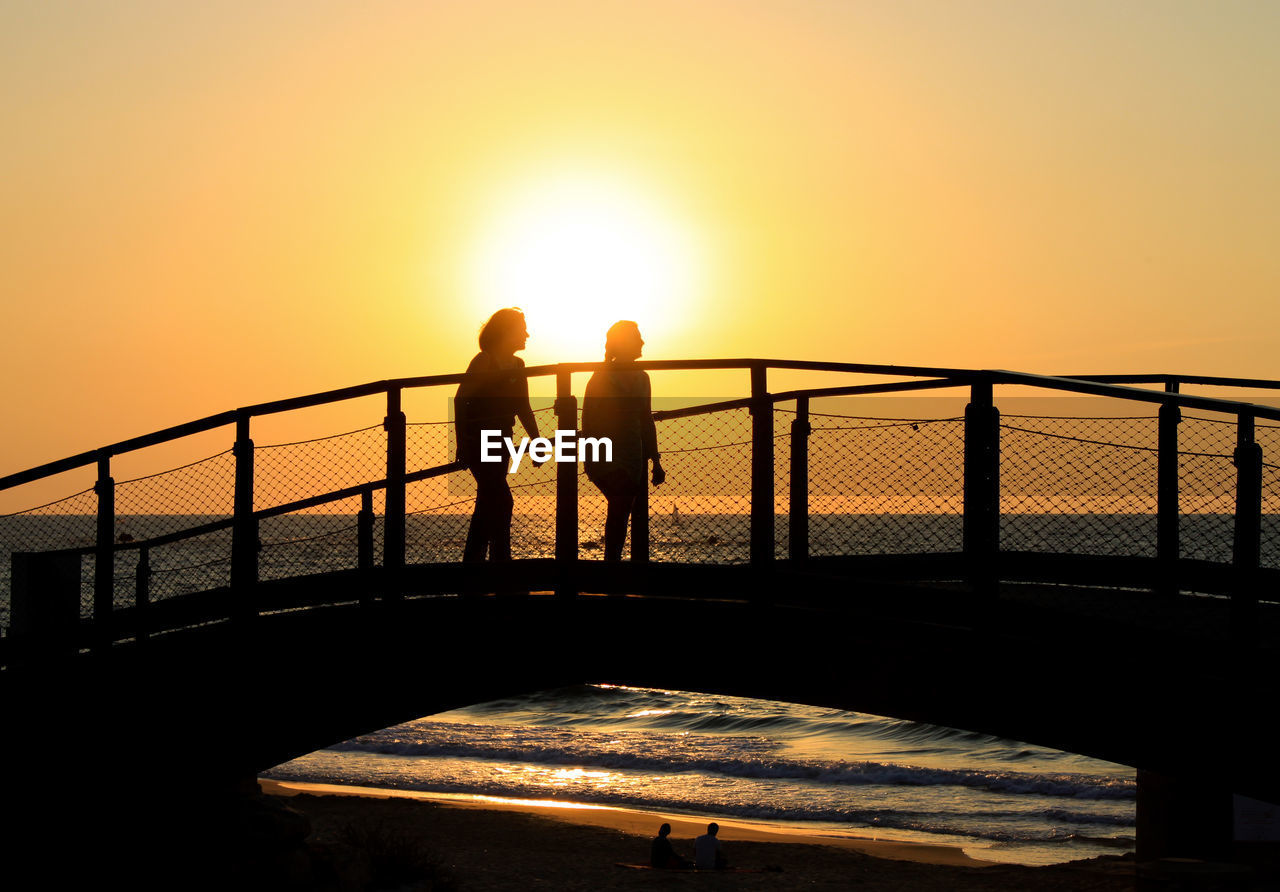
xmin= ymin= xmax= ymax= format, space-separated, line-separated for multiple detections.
xmin=261 ymin=779 xmax=1139 ymax=890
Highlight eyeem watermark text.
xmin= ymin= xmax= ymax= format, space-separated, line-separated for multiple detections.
xmin=481 ymin=429 xmax=612 ymax=473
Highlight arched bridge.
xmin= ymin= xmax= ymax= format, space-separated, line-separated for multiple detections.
xmin=3 ymin=359 xmax=1279 ymax=869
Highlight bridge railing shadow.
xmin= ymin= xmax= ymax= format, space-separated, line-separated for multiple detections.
xmin=2 ymin=361 xmax=1278 ymax=664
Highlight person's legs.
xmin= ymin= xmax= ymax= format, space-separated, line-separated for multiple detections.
xmin=463 ymin=466 xmax=492 ymax=563
xmin=489 ymin=474 xmax=514 ymax=562
xmin=603 ymin=493 xmax=635 ymax=561
xmin=591 ymin=470 xmax=640 ymax=562
xmin=464 ymin=463 xmax=512 ymax=562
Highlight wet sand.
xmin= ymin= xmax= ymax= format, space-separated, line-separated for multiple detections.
xmin=261 ymin=779 xmax=1138 ymax=889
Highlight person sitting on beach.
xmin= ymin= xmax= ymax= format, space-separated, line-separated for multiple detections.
xmin=693 ymin=822 xmax=728 ymax=870
xmin=650 ymin=822 xmax=691 ymax=869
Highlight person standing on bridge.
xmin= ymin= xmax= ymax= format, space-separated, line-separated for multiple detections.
xmin=582 ymin=320 xmax=664 ymax=561
xmin=455 ymin=308 xmax=542 ymax=563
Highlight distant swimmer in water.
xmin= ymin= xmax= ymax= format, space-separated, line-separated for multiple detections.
xmin=454 ymin=308 xmax=541 ymax=563
xmin=581 ymin=321 xmax=665 ymax=561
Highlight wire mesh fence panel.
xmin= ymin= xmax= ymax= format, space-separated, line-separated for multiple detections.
xmin=370 ymin=489 xmax=387 ymax=568
xmin=113 ymin=451 xmax=236 ymax=542
xmin=1 ymin=487 xmax=99 ymax=630
xmin=1258 ymin=422 xmax=1280 ymax=570
xmin=1000 ymin=415 xmax=1159 ymax=557
xmin=1 ymin=487 xmax=98 ymax=554
xmin=407 ymin=476 xmax=468 ymax=564
xmin=78 ymin=553 xmax=95 ymax=621
xmin=113 ymin=550 xmax=143 ymax=612
xmin=808 ymin=413 xmax=965 ymax=557
xmin=650 ymin=408 xmax=754 ymax=564
xmin=774 ymin=408 xmax=792 ymax=560
xmin=255 ymin=425 xmax=387 ymax=511
xmin=259 ymin=495 xmax=364 ymax=582
xmin=1 ymin=485 xmax=97 ymax=584
xmin=408 ymin=421 xmax=452 ymax=474
xmin=145 ymin=528 xmax=234 ymax=601
xmin=1264 ymin=461 xmax=1280 ymax=571
xmin=1179 ymin=416 xmax=1239 ymax=564
xmin=510 ymin=472 xmax=558 ymax=560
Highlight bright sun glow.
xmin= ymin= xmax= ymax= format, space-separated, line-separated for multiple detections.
xmin=464 ymin=171 xmax=701 ymax=358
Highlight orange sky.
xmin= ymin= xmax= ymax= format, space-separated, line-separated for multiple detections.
xmin=3 ymin=1 xmax=1278 ymax=477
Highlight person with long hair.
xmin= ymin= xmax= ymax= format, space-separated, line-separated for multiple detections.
xmin=454 ymin=308 xmax=541 ymax=563
xmin=582 ymin=320 xmax=665 ymax=561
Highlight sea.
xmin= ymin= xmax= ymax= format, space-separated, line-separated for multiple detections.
xmin=260 ymin=683 xmax=1137 ymax=866
xmin=5 ymin=511 xmax=1278 ymax=866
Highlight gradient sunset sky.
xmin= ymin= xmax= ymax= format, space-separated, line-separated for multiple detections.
xmin=3 ymin=1 xmax=1278 ymax=471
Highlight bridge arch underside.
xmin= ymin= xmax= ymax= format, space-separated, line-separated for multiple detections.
xmin=9 ymin=564 xmax=1277 ymax=809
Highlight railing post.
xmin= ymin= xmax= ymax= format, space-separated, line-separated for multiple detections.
xmin=789 ymin=396 xmax=810 ymax=563
xmin=555 ymin=368 xmax=580 ymax=594
xmin=750 ymin=365 xmax=774 ymax=571
xmin=358 ymin=489 xmax=375 ymax=575
xmin=1232 ymin=412 xmax=1262 ymax=641
xmin=1156 ymin=391 xmax=1181 ymax=598
xmin=384 ymin=386 xmax=407 ymax=600
xmin=964 ymin=380 xmax=1000 ymax=595
xmin=231 ymin=411 xmax=258 ymax=624
xmin=94 ymin=451 xmax=114 ymax=653
xmin=135 ymin=545 xmax=150 ymax=645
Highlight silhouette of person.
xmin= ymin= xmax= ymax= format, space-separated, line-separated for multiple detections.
xmin=650 ymin=822 xmax=691 ymax=869
xmin=454 ymin=308 xmax=541 ymax=563
xmin=693 ymin=822 xmax=727 ymax=870
xmin=582 ymin=321 xmax=664 ymax=561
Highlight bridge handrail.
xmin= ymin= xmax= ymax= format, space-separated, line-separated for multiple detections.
xmin=1063 ymin=372 xmax=1280 ymax=391
xmin=5 ymin=360 xmax=1280 ymax=492
xmin=4 ymin=358 xmax=1278 ymax=664
xmin=989 ymin=371 xmax=1280 ymax=421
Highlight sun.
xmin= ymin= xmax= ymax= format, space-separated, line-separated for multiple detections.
xmin=463 ymin=171 xmax=701 ymax=358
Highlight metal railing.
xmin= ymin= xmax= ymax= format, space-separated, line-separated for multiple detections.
xmin=3 ymin=360 xmax=1278 ymax=661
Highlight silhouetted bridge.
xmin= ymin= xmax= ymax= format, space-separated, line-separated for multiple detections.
xmin=3 ymin=360 xmax=1279 ymax=871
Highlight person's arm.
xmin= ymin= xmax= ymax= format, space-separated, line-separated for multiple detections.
xmin=513 ymin=359 xmax=541 ymax=442
xmin=640 ymin=372 xmax=664 ymax=485
xmin=453 ymin=385 xmax=469 ymax=441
